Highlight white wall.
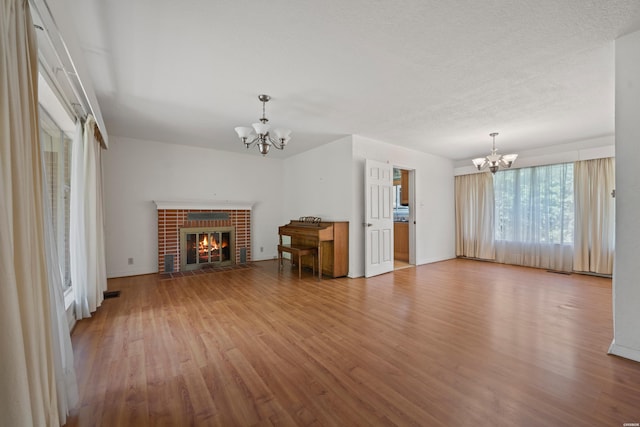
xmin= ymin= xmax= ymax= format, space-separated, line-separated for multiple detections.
xmin=351 ymin=135 xmax=456 ymax=277
xmin=281 ymin=135 xmax=455 ymax=278
xmin=610 ymin=29 xmax=640 ymax=363
xmin=105 ymin=133 xmax=455 ymax=279
xmin=282 ymin=136 xmax=355 ymax=275
xmin=103 ymin=136 xmax=284 ymax=277
xmin=282 ymin=136 xmax=353 ymax=221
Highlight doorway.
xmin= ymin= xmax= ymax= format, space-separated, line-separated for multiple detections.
xmin=393 ymin=167 xmax=414 ymax=270
xmin=363 ymin=160 xmax=415 ymax=278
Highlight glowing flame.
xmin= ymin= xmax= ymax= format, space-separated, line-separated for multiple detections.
xmin=196 ymin=233 xmax=224 ymax=255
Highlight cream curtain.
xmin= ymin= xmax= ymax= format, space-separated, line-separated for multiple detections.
xmin=0 ymin=0 xmax=59 ymax=424
xmin=455 ymin=173 xmax=495 ymax=260
xmin=72 ymin=115 xmax=107 ymax=319
xmin=573 ymin=157 xmax=615 ymax=275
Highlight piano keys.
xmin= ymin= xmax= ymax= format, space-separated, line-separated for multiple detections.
xmin=278 ymin=220 xmax=349 ymax=278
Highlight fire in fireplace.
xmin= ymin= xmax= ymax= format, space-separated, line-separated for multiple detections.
xmin=180 ymin=227 xmax=234 ymax=271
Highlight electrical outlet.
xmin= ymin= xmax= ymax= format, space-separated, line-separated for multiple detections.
xmin=260 ymin=246 xmax=264 ymax=252
xmin=128 ymin=257 xmax=134 ymax=265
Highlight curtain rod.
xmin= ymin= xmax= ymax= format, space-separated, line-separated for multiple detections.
xmin=29 ymin=0 xmax=109 ymax=148
xmin=34 ymin=22 xmax=90 ymax=123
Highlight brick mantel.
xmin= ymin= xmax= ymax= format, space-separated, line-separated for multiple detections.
xmin=154 ymin=200 xmax=254 ymax=210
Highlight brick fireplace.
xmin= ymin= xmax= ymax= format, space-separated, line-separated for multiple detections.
xmin=155 ymin=201 xmax=252 ymax=273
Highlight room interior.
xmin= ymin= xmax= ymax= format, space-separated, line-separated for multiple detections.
xmin=3 ymin=0 xmax=640 ymax=425
xmin=393 ymin=167 xmax=412 ymax=269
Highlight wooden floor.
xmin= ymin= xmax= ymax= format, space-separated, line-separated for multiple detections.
xmin=393 ymin=259 xmax=413 ymax=270
xmin=66 ymin=259 xmax=640 ymax=426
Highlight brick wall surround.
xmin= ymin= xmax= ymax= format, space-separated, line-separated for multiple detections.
xmin=157 ymin=209 xmax=251 ymax=273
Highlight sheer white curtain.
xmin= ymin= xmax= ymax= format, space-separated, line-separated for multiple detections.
xmin=455 ymin=173 xmax=495 ymax=260
xmin=574 ymin=158 xmax=615 ymax=275
xmin=70 ymin=120 xmax=88 ymax=317
xmin=71 ymin=115 xmax=107 ymax=319
xmin=1 ymin=0 xmax=59 ymax=424
xmin=42 ymin=154 xmax=79 ymax=424
xmin=494 ymin=163 xmax=574 ymax=272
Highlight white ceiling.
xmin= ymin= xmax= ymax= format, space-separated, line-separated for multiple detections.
xmin=67 ymin=0 xmax=640 ymax=161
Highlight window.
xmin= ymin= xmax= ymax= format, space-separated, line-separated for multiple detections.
xmin=40 ymin=108 xmax=73 ymax=289
xmin=494 ymin=163 xmax=574 ymax=245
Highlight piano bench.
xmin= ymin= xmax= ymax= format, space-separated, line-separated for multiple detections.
xmin=277 ymin=244 xmax=318 ymax=279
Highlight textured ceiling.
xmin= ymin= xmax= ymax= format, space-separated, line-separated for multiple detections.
xmin=67 ymin=0 xmax=640 ymax=160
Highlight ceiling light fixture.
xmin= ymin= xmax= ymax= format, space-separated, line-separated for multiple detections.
xmin=472 ymin=132 xmax=518 ymax=174
xmin=234 ymin=94 xmax=291 ymax=156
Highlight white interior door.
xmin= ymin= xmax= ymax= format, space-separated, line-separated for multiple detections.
xmin=365 ymin=159 xmax=394 ymax=277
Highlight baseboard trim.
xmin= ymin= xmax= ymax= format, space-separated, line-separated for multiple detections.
xmin=608 ymin=341 xmax=640 ymax=363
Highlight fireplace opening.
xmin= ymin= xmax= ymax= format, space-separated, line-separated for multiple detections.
xmin=180 ymin=226 xmax=235 ymax=271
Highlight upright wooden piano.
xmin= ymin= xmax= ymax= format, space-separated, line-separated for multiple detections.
xmin=278 ymin=220 xmax=349 ymax=278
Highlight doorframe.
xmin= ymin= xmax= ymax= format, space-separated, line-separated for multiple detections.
xmin=394 ymin=165 xmax=416 ymax=267
xmin=408 ymin=168 xmax=416 ymax=266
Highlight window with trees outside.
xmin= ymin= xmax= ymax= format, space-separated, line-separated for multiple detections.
xmin=40 ymin=107 xmax=73 ymax=290
xmin=494 ymin=163 xmax=574 ymax=246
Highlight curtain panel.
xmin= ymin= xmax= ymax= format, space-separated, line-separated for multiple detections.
xmin=71 ymin=115 xmax=108 ymax=320
xmin=455 ymin=173 xmax=495 ymax=260
xmin=42 ymin=161 xmax=79 ymax=424
xmin=0 ymin=0 xmax=60 ymax=424
xmin=573 ymin=157 xmax=615 ymax=275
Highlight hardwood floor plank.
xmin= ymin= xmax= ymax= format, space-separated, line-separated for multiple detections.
xmin=65 ymin=259 xmax=640 ymax=426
